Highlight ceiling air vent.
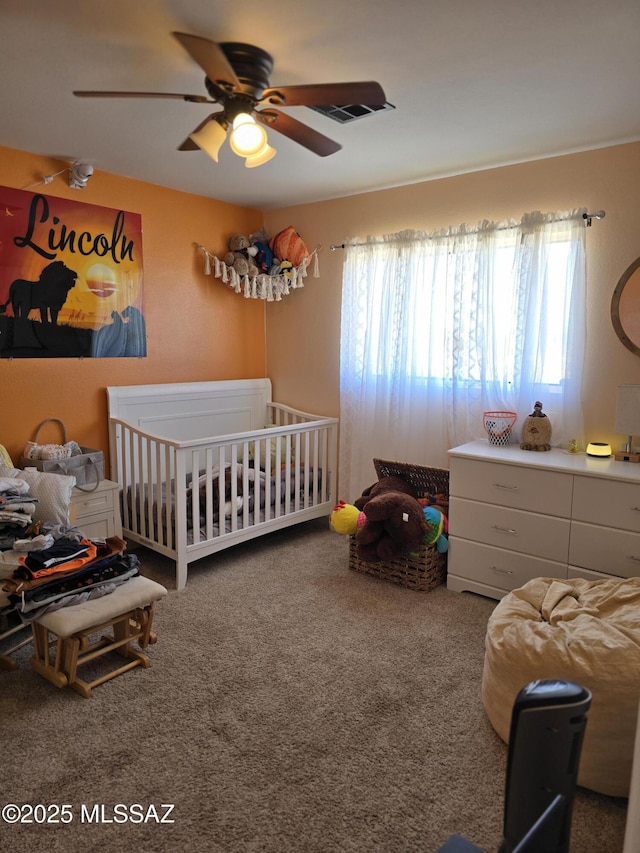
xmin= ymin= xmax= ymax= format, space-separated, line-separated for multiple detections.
xmin=308 ymin=102 xmax=395 ymax=124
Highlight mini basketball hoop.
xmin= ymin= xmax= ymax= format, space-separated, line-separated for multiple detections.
xmin=483 ymin=411 xmax=517 ymax=447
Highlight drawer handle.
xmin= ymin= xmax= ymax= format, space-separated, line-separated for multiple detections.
xmin=491 ymin=524 xmax=517 ymax=535
xmin=493 ymin=483 xmax=519 ymax=491
xmin=490 ymin=566 xmax=514 ymax=575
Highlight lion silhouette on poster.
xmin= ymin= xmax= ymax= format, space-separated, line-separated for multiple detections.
xmin=0 ymin=260 xmax=78 ymax=324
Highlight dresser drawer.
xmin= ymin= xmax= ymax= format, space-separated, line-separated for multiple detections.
xmin=568 ymin=565 xmax=618 ymax=582
xmin=71 ymin=486 xmax=114 ymax=517
xmin=450 ymin=457 xmax=573 ymax=517
xmin=449 ymin=537 xmax=567 ymax=592
xmin=73 ymin=515 xmax=114 ymax=541
xmin=572 ymin=475 xmax=640 ymax=532
xmin=450 ymin=496 xmax=570 ymax=561
xmin=569 ymin=521 xmax=640 ymax=578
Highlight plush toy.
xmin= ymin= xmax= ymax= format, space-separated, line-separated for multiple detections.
xmin=329 ymin=477 xmax=422 ymax=562
xmin=269 ymin=226 xmax=310 ymax=267
xmin=420 ymin=505 xmax=449 ymax=553
xmin=329 ymin=500 xmax=365 ymax=535
xmin=253 ymin=240 xmax=274 ymax=274
xmin=224 ymin=234 xmax=259 ymax=277
xmin=357 ymin=490 xmax=430 ymax=561
xmin=249 ymin=227 xmax=269 ymax=246
xmin=330 ymin=475 xmax=449 ymax=561
xmin=354 ymin=475 xmax=419 ymax=511
xmin=330 ymin=497 xmax=448 ymax=559
xmin=278 ymin=260 xmax=294 ymax=281
xmin=418 ymin=492 xmax=449 ymax=517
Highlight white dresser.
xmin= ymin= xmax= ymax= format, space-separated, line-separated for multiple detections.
xmin=447 ymin=440 xmax=640 ymax=600
xmin=69 ymin=479 xmax=123 ymax=540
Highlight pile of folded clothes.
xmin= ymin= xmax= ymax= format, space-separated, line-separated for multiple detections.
xmin=0 ymin=473 xmax=139 ymax=623
xmin=0 ymin=475 xmax=36 ymax=550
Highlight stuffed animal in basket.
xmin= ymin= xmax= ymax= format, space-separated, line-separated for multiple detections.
xmin=353 ymin=474 xmax=418 ymax=511
xmin=330 ymin=475 xmax=448 ymax=562
xmin=419 ymin=505 xmax=449 ymax=553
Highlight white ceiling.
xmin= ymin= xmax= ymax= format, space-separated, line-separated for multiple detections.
xmin=2 ymin=0 xmax=639 ymax=210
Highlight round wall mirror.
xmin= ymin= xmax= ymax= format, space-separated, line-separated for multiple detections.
xmin=611 ymin=256 xmax=640 ymax=356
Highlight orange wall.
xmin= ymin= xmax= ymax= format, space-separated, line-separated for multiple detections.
xmin=0 ymin=146 xmax=265 ymax=466
xmin=265 ymin=142 xmax=640 ymax=458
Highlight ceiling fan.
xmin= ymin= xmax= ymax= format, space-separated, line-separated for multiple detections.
xmin=74 ymin=32 xmax=387 ymax=167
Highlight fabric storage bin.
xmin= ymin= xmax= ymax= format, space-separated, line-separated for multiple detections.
xmin=34 ymin=451 xmax=104 ymax=488
xmin=19 ymin=418 xmax=104 ymax=488
xmin=348 ymin=458 xmax=449 ymax=591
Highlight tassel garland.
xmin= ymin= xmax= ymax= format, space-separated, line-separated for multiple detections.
xmin=194 ymin=243 xmax=319 ymax=301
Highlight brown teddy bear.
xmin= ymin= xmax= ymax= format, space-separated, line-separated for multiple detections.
xmin=354 ymin=474 xmax=418 ymax=510
xmin=223 ymin=234 xmax=259 ymax=277
xmin=350 ymin=475 xmax=430 ymax=562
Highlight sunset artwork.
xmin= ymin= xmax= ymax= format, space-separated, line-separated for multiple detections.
xmin=0 ymin=186 xmax=145 ymax=358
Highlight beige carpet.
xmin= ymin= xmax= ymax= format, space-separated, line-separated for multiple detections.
xmin=0 ymin=519 xmax=628 ymax=852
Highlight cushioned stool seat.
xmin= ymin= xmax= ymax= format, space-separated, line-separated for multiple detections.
xmin=482 ymin=576 xmax=640 ymax=797
xmin=30 ymin=576 xmax=167 ymax=697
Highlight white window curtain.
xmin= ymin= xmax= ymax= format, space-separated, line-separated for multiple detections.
xmin=339 ymin=209 xmax=587 ymax=500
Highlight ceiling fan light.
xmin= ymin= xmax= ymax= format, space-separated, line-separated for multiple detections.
xmin=190 ymin=118 xmax=226 ymax=162
xmin=229 ymin=113 xmax=268 ymax=157
xmin=245 ymin=144 xmax=277 ymax=168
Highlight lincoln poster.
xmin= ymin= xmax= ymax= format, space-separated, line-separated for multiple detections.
xmin=0 ymin=186 xmax=145 ymax=358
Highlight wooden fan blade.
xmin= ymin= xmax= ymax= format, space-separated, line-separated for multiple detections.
xmin=256 ymin=109 xmax=341 ymax=156
xmin=73 ymin=91 xmax=214 ymax=103
xmin=178 ymin=113 xmax=225 ymax=150
xmin=260 ymin=81 xmax=386 ymax=107
xmin=172 ymin=32 xmax=241 ymax=92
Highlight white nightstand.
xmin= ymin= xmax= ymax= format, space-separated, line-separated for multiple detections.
xmin=69 ymin=478 xmax=122 ymax=540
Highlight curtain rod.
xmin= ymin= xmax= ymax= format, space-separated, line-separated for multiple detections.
xmin=330 ymin=210 xmax=606 ymax=250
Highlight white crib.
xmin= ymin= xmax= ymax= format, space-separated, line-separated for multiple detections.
xmin=107 ymin=379 xmax=338 ymax=590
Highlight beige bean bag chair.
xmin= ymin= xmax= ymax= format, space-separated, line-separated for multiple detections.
xmin=482 ymin=576 xmax=640 ymax=797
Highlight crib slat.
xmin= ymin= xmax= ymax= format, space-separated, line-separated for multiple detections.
xmin=163 ymin=442 xmax=172 ymax=550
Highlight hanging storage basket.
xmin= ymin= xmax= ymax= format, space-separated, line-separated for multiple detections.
xmin=483 ymin=411 xmax=517 ymax=447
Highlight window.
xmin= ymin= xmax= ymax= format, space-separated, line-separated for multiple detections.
xmin=339 ymin=211 xmax=587 ymax=499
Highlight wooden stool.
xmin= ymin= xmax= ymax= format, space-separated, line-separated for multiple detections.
xmin=30 ymin=576 xmax=167 ymax=697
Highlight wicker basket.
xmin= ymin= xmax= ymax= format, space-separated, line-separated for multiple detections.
xmin=348 ymin=538 xmax=446 ymax=592
xmin=373 ymin=458 xmax=450 ymax=497
xmin=348 ymin=459 xmax=449 ymax=592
